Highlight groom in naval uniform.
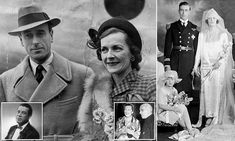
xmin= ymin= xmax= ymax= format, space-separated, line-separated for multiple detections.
xmin=164 ymin=1 xmax=199 ymax=94
xmin=0 ymin=4 xmax=93 ymax=138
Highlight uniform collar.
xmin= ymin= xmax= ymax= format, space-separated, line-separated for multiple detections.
xmin=180 ymin=19 xmax=188 ymax=23
xmin=179 ymin=19 xmax=189 ymax=26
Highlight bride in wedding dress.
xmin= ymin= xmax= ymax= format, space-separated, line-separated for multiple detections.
xmin=191 ymin=8 xmax=235 ymax=141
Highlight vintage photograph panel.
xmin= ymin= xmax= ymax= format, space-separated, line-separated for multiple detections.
xmin=114 ymin=102 xmax=155 ymax=140
xmin=1 ymin=102 xmax=43 ymax=140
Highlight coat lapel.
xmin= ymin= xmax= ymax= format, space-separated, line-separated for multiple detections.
xmin=13 ymin=57 xmax=38 ymax=101
xmin=29 ymin=65 xmax=67 ymax=103
xmin=19 ymin=123 xmax=32 ymax=139
xmin=13 ymin=52 xmax=72 ymax=104
xmin=7 ymin=126 xmax=17 ymax=139
xmin=29 ymin=52 xmax=72 ymax=104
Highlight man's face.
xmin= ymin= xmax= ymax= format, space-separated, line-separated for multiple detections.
xmin=139 ymin=106 xmax=149 ymax=119
xmin=16 ymin=106 xmax=30 ymax=126
xmin=179 ymin=5 xmax=190 ymax=20
xmin=20 ymin=23 xmax=53 ymax=64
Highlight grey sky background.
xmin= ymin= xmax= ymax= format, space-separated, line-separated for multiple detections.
xmin=0 ymin=0 xmax=156 ymax=75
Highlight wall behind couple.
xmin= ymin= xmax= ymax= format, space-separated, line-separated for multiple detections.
xmin=0 ymin=0 xmax=156 ymax=75
xmin=157 ymin=0 xmax=235 ymax=55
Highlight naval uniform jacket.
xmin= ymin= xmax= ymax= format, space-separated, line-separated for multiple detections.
xmin=5 ymin=123 xmax=39 ymax=139
xmin=0 ymin=51 xmax=93 ymax=136
xmin=164 ymin=20 xmax=199 ymax=93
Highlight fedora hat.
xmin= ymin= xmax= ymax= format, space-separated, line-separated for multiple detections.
xmin=8 ymin=4 xmax=60 ymax=36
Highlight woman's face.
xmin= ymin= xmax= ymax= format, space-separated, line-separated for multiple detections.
xmin=101 ymin=32 xmax=132 ymax=75
xmin=124 ymin=105 xmax=133 ymax=117
xmin=165 ymin=76 xmax=175 ymax=87
xmin=207 ymin=16 xmax=217 ymax=27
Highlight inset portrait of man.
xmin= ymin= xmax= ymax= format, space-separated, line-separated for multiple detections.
xmin=139 ymin=103 xmax=155 ymax=140
xmin=1 ymin=102 xmax=42 ymax=140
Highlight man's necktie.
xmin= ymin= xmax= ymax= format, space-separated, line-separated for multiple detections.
xmin=35 ymin=65 xmax=44 ymax=83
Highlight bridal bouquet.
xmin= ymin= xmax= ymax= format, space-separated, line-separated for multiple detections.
xmin=167 ymin=91 xmax=193 ymax=106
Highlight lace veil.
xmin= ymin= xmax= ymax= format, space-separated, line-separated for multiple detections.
xmin=201 ymin=8 xmax=232 ymax=42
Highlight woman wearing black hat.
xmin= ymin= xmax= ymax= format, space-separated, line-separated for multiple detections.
xmin=74 ymin=17 xmax=156 ymax=141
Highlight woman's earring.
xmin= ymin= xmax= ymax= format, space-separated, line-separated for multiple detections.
xmin=131 ymin=56 xmax=135 ymax=62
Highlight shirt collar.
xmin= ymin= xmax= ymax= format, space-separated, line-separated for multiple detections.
xmin=30 ymin=53 xmax=54 ymax=75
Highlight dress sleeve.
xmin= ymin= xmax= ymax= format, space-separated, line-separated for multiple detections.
xmin=194 ymin=32 xmax=203 ymax=70
xmin=219 ymin=32 xmax=230 ymax=63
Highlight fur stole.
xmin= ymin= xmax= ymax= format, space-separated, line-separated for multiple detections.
xmin=77 ymin=69 xmax=113 ymax=131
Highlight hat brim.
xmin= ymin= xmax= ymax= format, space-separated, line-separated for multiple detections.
xmin=8 ymin=18 xmax=60 ymax=36
xmin=175 ymin=78 xmax=182 ymax=83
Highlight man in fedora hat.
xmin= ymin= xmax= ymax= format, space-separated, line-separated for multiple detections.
xmin=0 ymin=3 xmax=93 ymax=137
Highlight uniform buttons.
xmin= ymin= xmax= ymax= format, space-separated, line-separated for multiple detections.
xmin=189 ymin=33 xmax=190 ymax=35
xmin=187 ymin=41 xmax=189 ymax=43
xmin=179 ymin=41 xmax=182 ymax=43
xmin=179 ymin=36 xmax=181 ymax=38
xmin=179 ymin=32 xmax=181 ymax=34
xmin=188 ymin=37 xmax=190 ymax=39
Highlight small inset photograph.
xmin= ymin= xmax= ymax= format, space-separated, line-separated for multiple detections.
xmin=1 ymin=102 xmax=43 ymax=140
xmin=114 ymin=102 xmax=155 ymax=140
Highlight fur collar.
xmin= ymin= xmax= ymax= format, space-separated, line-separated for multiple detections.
xmin=77 ymin=68 xmax=113 ymax=131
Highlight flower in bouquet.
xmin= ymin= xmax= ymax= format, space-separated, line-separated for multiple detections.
xmin=93 ymin=107 xmax=107 ymax=124
xmin=167 ymin=90 xmax=178 ymax=106
xmin=170 ymin=91 xmax=193 ymax=106
xmin=92 ymin=108 xmax=115 ymax=140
